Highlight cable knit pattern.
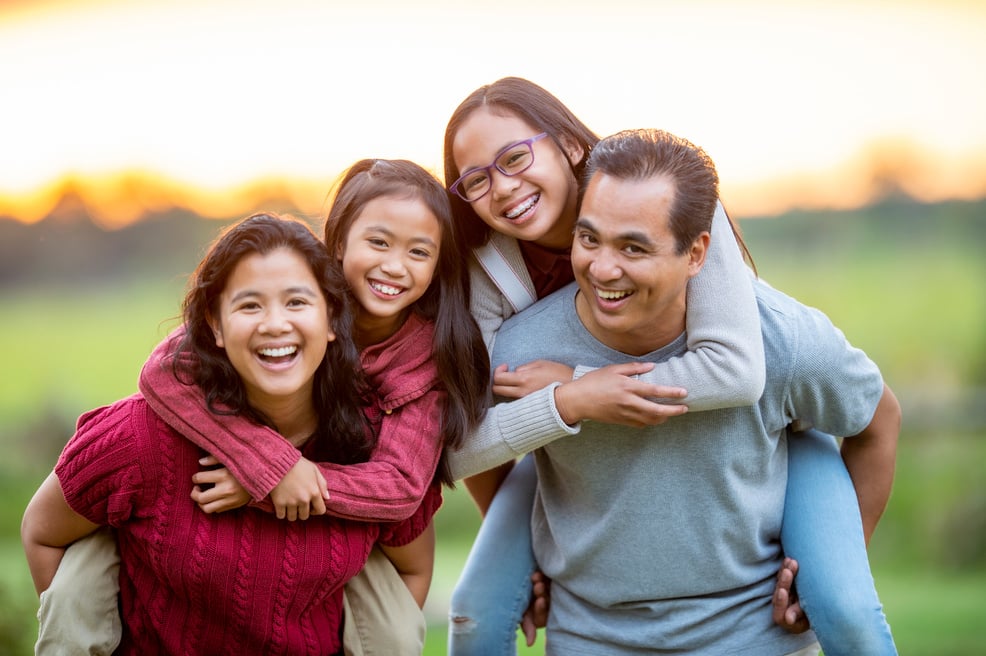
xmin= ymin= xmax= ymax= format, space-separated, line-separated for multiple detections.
xmin=139 ymin=314 xmax=445 ymax=521
xmin=55 ymin=395 xmax=438 ymax=655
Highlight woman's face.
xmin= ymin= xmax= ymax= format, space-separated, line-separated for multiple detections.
xmin=210 ymin=247 xmax=333 ymax=417
xmin=451 ymin=107 xmax=583 ymax=250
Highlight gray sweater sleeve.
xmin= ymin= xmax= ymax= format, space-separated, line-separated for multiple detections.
xmin=448 ymin=383 xmax=579 ymax=481
xmin=573 ymin=201 xmax=766 ymax=410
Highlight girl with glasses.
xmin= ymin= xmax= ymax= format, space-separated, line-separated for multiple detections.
xmin=443 ymin=77 xmax=896 ymax=656
xmin=28 ymin=162 xmax=491 ymax=655
xmin=22 ymin=213 xmax=443 ymax=654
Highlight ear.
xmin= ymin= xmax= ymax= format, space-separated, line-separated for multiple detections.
xmin=559 ymin=134 xmax=585 ymax=167
xmin=686 ymin=232 xmax=711 ymax=278
xmin=208 ymin=313 xmax=224 ymax=348
xmin=326 ymin=318 xmax=337 ymax=344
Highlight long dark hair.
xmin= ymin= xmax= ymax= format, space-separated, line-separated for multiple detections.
xmin=325 ymin=160 xmax=490 ymax=485
xmin=176 ymin=212 xmax=373 ymax=464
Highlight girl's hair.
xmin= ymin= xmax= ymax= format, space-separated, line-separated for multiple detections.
xmin=177 ymin=212 xmax=373 ymax=464
xmin=444 ymin=76 xmax=756 ymax=267
xmin=443 ymin=76 xmax=600 ymax=250
xmin=324 ymin=159 xmax=491 ymax=486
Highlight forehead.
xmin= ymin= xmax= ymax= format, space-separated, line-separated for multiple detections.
xmin=451 ymin=107 xmax=540 ymax=168
xmin=350 ymin=195 xmax=442 ymax=241
xmin=225 ymin=247 xmax=318 ymax=289
xmin=580 ymin=173 xmax=675 ymax=239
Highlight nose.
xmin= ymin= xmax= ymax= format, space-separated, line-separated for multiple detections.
xmin=259 ymin=307 xmax=291 ymax=335
xmin=379 ymin=253 xmax=407 ymax=277
xmin=489 ymin=168 xmax=520 ymax=201
xmin=589 ymin=247 xmax=622 ymax=282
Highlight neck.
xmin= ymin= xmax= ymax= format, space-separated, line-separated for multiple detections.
xmin=574 ymin=290 xmax=685 ymax=356
xmin=354 ymin=308 xmax=406 ymax=349
xmin=251 ymin=397 xmax=318 ymax=447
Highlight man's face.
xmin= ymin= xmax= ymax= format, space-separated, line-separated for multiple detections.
xmin=571 ymin=172 xmax=708 ymax=356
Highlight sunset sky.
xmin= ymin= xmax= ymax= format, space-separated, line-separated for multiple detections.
xmin=1 ymin=0 xmax=985 ymax=226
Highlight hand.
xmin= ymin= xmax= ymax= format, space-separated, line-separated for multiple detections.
xmin=269 ymin=457 xmax=329 ymax=521
xmin=520 ymin=570 xmax=551 ymax=646
xmin=772 ymin=557 xmax=811 ymax=634
xmin=553 ymin=362 xmax=688 ymax=427
xmin=493 ymin=361 xmax=575 ymax=399
xmin=191 ymin=456 xmax=251 ymax=514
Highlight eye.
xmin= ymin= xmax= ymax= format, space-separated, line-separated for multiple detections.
xmin=623 ymin=243 xmax=647 ymax=256
xmin=367 ymin=237 xmax=388 ymax=248
xmin=499 ymin=147 xmax=532 ymax=172
xmin=576 ymin=231 xmax=598 ymax=247
xmin=410 ymin=247 xmax=433 ymax=259
xmin=462 ymin=172 xmax=488 ymax=191
xmin=287 ymin=297 xmax=311 ymax=308
xmin=235 ymin=300 xmax=261 ymax=312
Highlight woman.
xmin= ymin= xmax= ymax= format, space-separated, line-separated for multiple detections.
xmin=21 ymin=213 xmax=440 ymax=654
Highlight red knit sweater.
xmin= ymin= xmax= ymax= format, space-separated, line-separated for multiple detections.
xmin=139 ymin=313 xmax=445 ymax=520
xmin=56 ymin=396 xmax=439 ymax=655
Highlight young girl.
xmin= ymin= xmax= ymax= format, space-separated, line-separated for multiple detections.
xmin=33 ymin=161 xmax=491 ymax=655
xmin=22 ymin=213 xmax=442 ymax=654
xmin=442 ymin=77 xmax=896 ymax=655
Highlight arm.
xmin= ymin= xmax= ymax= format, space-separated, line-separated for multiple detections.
xmin=143 ymin=330 xmax=441 ymax=523
xmin=21 ymin=471 xmax=101 ymax=595
xmin=139 ymin=329 xmax=301 ymax=501
xmin=841 ymin=383 xmax=901 ymax=544
xmin=316 ymin=389 xmax=444 ymax=522
xmin=573 ymin=202 xmax=766 ymax=411
xmin=378 ymin=522 xmax=435 ymax=609
xmin=449 ymin=382 xmax=578 ymax=481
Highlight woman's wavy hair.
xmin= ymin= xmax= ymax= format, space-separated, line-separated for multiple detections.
xmin=443 ymin=76 xmax=600 ymax=250
xmin=324 ymin=160 xmax=490 ymax=485
xmin=175 ymin=212 xmax=373 ymax=464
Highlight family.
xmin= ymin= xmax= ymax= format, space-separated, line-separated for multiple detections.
xmin=21 ymin=77 xmax=900 ymax=655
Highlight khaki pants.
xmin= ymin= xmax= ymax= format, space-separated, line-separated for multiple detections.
xmin=37 ymin=529 xmax=425 ymax=656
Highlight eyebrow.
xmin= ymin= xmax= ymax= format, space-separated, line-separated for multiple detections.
xmin=229 ymin=286 xmax=319 ymax=304
xmin=575 ymin=217 xmax=656 ymax=247
xmin=361 ymin=224 xmax=438 ymax=248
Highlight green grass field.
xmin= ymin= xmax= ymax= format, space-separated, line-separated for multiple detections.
xmin=2 ymin=208 xmax=984 ymax=654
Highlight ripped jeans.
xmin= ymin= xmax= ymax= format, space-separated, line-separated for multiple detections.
xmin=447 ymin=455 xmax=537 ymax=656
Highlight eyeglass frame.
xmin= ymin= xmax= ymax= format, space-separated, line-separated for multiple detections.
xmin=448 ymin=132 xmax=550 ymax=202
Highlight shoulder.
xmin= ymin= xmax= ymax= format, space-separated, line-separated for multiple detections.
xmin=503 ymin=282 xmax=578 ymax=326
xmin=754 ymin=278 xmax=877 ymax=382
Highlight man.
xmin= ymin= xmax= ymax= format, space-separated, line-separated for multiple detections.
xmin=484 ymin=129 xmax=899 ymax=654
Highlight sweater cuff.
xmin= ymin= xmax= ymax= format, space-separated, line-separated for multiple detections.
xmin=498 ymin=383 xmax=580 ymax=454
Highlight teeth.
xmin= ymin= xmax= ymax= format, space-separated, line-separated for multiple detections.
xmin=371 ymin=282 xmax=402 ymax=296
xmin=259 ymin=346 xmax=297 ymax=357
xmin=597 ymin=289 xmax=631 ymax=300
xmin=505 ymin=194 xmax=538 ymax=219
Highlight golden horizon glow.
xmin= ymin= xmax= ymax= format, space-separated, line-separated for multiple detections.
xmin=2 ymin=0 xmax=985 ymax=225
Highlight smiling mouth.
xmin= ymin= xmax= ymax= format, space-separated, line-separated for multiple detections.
xmin=370 ymin=281 xmax=404 ymax=296
xmin=596 ymin=288 xmax=633 ymax=301
xmin=503 ymin=193 xmax=539 ymax=221
xmin=258 ymin=345 xmax=298 ymax=364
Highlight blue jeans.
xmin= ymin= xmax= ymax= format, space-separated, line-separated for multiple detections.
xmin=448 ymin=455 xmax=538 ymax=656
xmin=448 ymin=431 xmax=897 ymax=655
xmin=783 ymin=428 xmax=897 ymax=656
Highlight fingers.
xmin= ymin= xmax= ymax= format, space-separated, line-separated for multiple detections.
xmin=520 ymin=611 xmax=537 ymax=647
xmin=198 ymin=455 xmax=221 ymax=467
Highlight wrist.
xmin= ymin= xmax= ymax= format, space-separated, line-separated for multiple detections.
xmin=553 ymin=383 xmax=580 ymax=426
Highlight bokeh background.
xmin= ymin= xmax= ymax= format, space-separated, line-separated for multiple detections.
xmin=1 ymin=1 xmax=984 ymax=653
